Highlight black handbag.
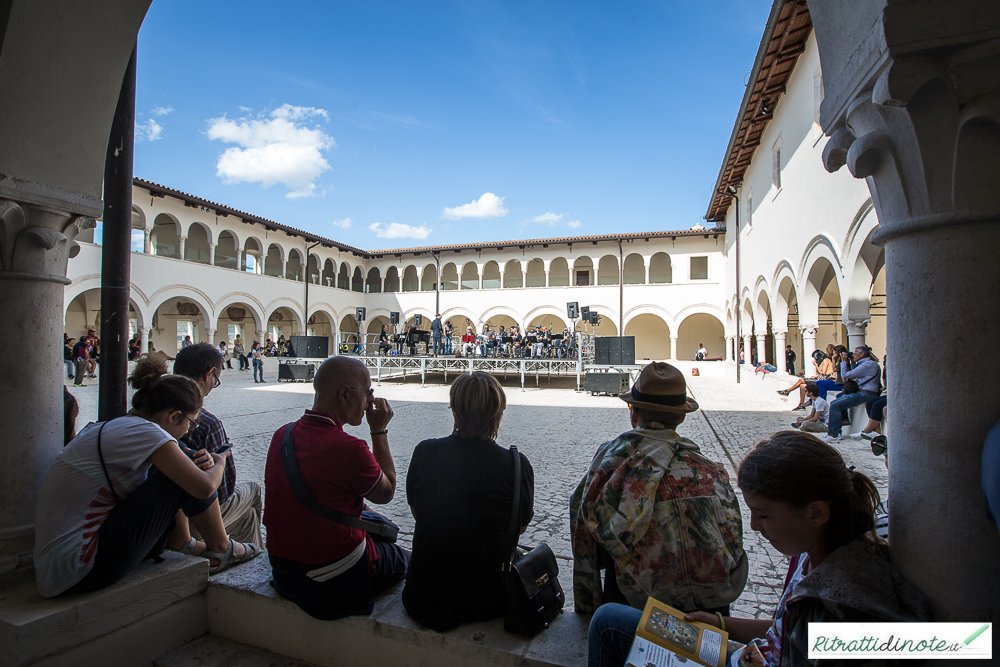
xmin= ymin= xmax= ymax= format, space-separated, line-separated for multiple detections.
xmin=280 ymin=424 xmax=398 ymax=543
xmin=503 ymin=446 xmax=564 ymax=637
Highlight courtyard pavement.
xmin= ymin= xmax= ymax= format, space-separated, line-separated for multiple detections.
xmin=68 ymin=361 xmax=887 ymax=620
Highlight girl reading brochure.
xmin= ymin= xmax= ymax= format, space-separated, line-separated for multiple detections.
xmin=589 ymin=431 xmax=930 ymax=667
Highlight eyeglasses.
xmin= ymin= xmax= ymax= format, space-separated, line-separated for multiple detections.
xmin=183 ymin=414 xmax=199 ymax=431
xmin=348 ymin=386 xmax=375 ymax=398
xmin=212 ymin=368 xmax=221 ymax=389
xmin=871 ymin=435 xmax=887 ymax=456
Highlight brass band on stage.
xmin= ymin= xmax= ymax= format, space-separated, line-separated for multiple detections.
xmin=373 ymin=324 xmax=577 ymax=359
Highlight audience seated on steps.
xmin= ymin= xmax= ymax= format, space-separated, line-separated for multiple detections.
xmin=263 ymin=356 xmax=410 ymax=620
xmin=34 ymin=354 xmax=260 ymax=598
xmin=569 ymin=362 xmax=748 ymax=617
xmin=791 ymin=384 xmax=828 ymax=433
xmin=822 ymin=346 xmax=882 ymax=444
xmin=174 ymin=343 xmax=263 ymax=550
xmin=402 ymin=371 xmax=535 ymax=632
xmin=588 ymin=431 xmax=931 ymax=667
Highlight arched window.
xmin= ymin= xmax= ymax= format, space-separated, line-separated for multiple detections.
xmin=366 ymin=267 xmax=382 ymax=293
xmin=598 ymin=255 xmax=619 ymax=285
xmin=623 ymin=253 xmax=645 ymax=284
xmin=441 ymin=263 xmax=458 ymax=290
xmin=649 ymin=252 xmax=671 ymax=283
xmin=402 ymin=265 xmax=418 ymax=292
xmin=461 ymin=262 xmax=479 ymax=290
xmin=264 ymin=244 xmax=283 ymax=277
xmin=215 ymin=231 xmax=239 ymax=269
xmin=504 ymin=260 xmax=523 ymax=288
xmin=482 ymin=261 xmax=500 ymax=289
xmin=549 ymin=257 xmax=570 ymax=287
xmin=185 ymin=224 xmax=210 ymax=263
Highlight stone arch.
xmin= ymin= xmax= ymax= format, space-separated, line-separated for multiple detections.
xmin=383 ymin=266 xmax=400 ymax=292
xmin=482 ymin=260 xmax=501 ymax=289
xmin=573 ymin=255 xmax=594 ymax=286
xmin=441 ymin=306 xmax=479 ymax=335
xmin=480 ymin=305 xmax=523 ymax=327
xmin=214 ymin=293 xmax=265 ymax=333
xmin=185 ymin=221 xmax=212 ymax=264
xmin=440 ymin=262 xmax=458 ymax=290
xmin=264 ymin=243 xmax=284 ymax=277
xmin=677 ymin=312 xmax=725 ymax=361
xmin=264 ymin=299 xmax=304 ymax=331
xmin=151 ymin=212 xmax=181 ymax=258
xmin=842 ymin=204 xmax=882 ymax=321
xmin=401 ymin=264 xmax=418 ymax=292
xmin=352 ymin=266 xmax=363 ymax=292
xmin=752 ymin=276 xmax=771 ymax=332
xmin=131 ymin=203 xmax=148 ymax=230
xmin=523 ymin=305 xmax=572 ymax=331
xmin=215 ymin=230 xmax=239 ymax=269
xmin=623 ymin=304 xmax=676 ymax=330
xmin=130 ymin=205 xmax=146 ymax=253
xmin=306 ymin=305 xmax=337 ymax=354
xmin=420 ymin=263 xmax=437 ymax=291
xmin=625 ymin=313 xmax=671 ymax=361
xmin=503 ymin=259 xmax=523 ymax=288
xmin=286 ymin=248 xmax=304 ymax=281
xmin=598 ymin=254 xmax=619 ymax=285
xmin=322 ymin=258 xmax=336 ymax=287
xmin=242 ymin=236 xmax=264 ymax=273
xmin=525 ymin=257 xmax=546 ymax=287
xmin=64 ymin=285 xmax=147 ymax=333
xmin=366 ymin=266 xmax=382 ymax=293
xmin=840 ymin=197 xmax=876 ymax=262
xmin=549 ymin=257 xmax=570 ymax=287
xmin=649 ymin=252 xmax=671 ymax=283
xmin=460 ymin=261 xmax=479 ymax=289
xmin=306 ymin=254 xmax=321 ymax=284
xmin=338 ymin=261 xmax=352 ymax=289
xmin=623 ymin=253 xmax=645 ymax=284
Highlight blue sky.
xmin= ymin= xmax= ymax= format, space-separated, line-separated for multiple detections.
xmin=133 ymin=0 xmax=770 ymax=250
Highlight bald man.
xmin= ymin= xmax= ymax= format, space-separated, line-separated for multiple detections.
xmin=263 ymin=356 xmax=409 ymax=620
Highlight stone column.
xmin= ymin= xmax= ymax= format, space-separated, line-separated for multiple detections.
xmin=208 ymin=242 xmax=216 ymax=266
xmin=812 ymin=1 xmax=1000 ymax=617
xmin=755 ymin=333 xmax=767 ymax=367
xmin=741 ymin=335 xmax=752 ymax=364
xmin=772 ymin=329 xmax=787 ymax=372
xmin=845 ymin=318 xmax=869 ymax=351
xmin=139 ymin=326 xmax=151 ymax=355
xmin=281 ymin=257 xmax=287 ymax=280
xmin=644 ymin=260 xmax=650 ymax=285
xmin=799 ymin=326 xmax=817 ymax=372
xmin=0 ymin=194 xmax=96 ymax=572
xmin=143 ymin=227 xmax=151 ymax=254
xmin=256 ymin=330 xmax=266 ymax=346
xmin=724 ymin=336 xmax=734 ymax=362
xmin=205 ymin=328 xmax=216 ymax=346
xmin=177 ymin=234 xmax=186 ymax=260
xmin=669 ymin=335 xmax=678 ymax=361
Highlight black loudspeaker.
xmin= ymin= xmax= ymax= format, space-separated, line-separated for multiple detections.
xmin=278 ymin=362 xmax=315 ymax=382
xmin=390 ymin=311 xmax=400 ymax=325
xmin=581 ymin=306 xmax=590 ymax=322
xmin=288 ymin=335 xmax=329 ymax=359
xmin=567 ymin=302 xmax=579 ymax=319
xmin=594 ymin=337 xmax=636 ymax=365
xmin=414 ymin=314 xmax=423 ymax=326
xmin=356 ymin=307 xmax=366 ymax=322
xmin=586 ymin=372 xmax=631 ymax=395
xmin=589 ymin=310 xmax=599 ymax=325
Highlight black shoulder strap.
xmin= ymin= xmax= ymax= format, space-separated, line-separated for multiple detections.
xmin=280 ymin=424 xmax=398 ymax=540
xmin=96 ymin=420 xmax=120 ymax=502
xmin=506 ymin=445 xmax=522 ymax=567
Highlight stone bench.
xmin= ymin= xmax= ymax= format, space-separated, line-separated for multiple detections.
xmin=204 ymin=557 xmax=589 ymax=667
xmin=0 ymin=553 xmax=208 ymax=667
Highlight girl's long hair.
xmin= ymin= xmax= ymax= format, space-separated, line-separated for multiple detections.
xmin=738 ymin=430 xmax=882 ymax=553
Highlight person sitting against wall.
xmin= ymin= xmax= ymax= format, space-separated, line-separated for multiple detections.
xmin=791 ymin=384 xmax=829 ymax=433
xmin=34 ymin=354 xmax=261 ymax=598
xmin=174 ymin=343 xmax=263 ymax=549
xmin=403 ymin=372 xmax=534 ymax=631
xmin=823 ymin=346 xmax=881 ymax=443
xmin=570 ymin=362 xmax=748 ymax=617
xmin=777 ymin=349 xmax=838 ymax=409
xmin=849 ymin=394 xmax=887 ymax=441
xmin=64 ymin=337 xmax=76 ymax=381
xmin=263 ymin=356 xmax=409 ymax=620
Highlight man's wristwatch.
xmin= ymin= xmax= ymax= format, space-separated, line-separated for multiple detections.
xmin=370 ymin=428 xmax=388 ymax=436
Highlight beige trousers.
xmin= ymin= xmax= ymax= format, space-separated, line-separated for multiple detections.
xmin=191 ymin=480 xmax=263 ymax=549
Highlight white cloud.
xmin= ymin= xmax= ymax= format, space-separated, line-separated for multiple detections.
xmin=441 ymin=192 xmax=508 ymax=220
xmin=206 ymin=103 xmax=334 ymax=199
xmin=368 ymin=222 xmax=432 ymax=240
xmin=152 ymin=106 xmax=174 ymax=116
xmin=332 ymin=217 xmax=352 ymax=229
xmin=567 ymin=219 xmax=582 ymax=228
xmin=134 ymin=118 xmax=163 ymax=143
xmin=531 ymin=212 xmax=563 ymax=225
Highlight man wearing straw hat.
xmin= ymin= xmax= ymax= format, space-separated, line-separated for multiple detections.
xmin=569 ymin=362 xmax=748 ymax=616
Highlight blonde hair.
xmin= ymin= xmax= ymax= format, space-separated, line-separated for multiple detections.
xmin=450 ymin=371 xmax=506 ymax=441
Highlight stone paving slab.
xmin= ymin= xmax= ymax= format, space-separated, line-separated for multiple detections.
xmin=69 ymin=362 xmax=888 ymax=621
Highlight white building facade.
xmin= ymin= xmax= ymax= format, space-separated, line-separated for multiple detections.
xmin=706 ymin=10 xmax=885 ymax=373
xmin=66 ymin=180 xmax=728 ymax=363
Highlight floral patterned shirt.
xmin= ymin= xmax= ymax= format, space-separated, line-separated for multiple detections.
xmin=569 ymin=424 xmax=748 ymax=614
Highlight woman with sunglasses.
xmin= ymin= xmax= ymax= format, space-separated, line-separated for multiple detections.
xmin=33 ymin=354 xmax=260 ymax=598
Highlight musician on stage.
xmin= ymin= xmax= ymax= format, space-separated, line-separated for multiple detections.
xmin=379 ymin=324 xmax=391 ymax=356
xmin=497 ymin=326 xmax=507 ymax=357
xmin=405 ymin=324 xmax=418 ymax=356
xmin=462 ymin=326 xmax=476 ymax=357
xmin=486 ymin=328 xmax=498 ymax=358
xmin=531 ymin=325 xmax=545 ymax=359
xmin=443 ymin=320 xmax=454 ymax=356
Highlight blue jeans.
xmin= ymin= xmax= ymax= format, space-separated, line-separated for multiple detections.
xmin=64 ymin=359 xmax=74 ymax=378
xmin=443 ymin=336 xmax=452 ymax=355
xmin=252 ymin=358 xmax=263 ymax=382
xmin=589 ymin=603 xmax=642 ymax=667
xmin=432 ymin=335 xmax=442 ymax=355
xmin=828 ymin=390 xmax=878 ymax=436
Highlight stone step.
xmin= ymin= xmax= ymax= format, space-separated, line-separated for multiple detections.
xmin=206 ymin=557 xmax=589 ymax=667
xmin=0 ymin=552 xmax=208 ymax=666
xmin=155 ymin=635 xmax=321 ymax=667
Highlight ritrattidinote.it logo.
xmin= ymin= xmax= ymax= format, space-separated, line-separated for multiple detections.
xmin=808 ymin=623 xmax=992 ymax=660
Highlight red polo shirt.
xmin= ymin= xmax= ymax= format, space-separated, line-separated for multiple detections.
xmin=263 ymin=410 xmax=383 ymax=567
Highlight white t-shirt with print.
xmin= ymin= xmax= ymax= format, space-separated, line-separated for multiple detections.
xmin=33 ymin=416 xmax=175 ymax=597
xmin=810 ymin=396 xmax=830 ymax=423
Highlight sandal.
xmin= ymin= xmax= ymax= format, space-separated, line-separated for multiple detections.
xmin=204 ymin=539 xmax=262 ymax=575
xmin=168 ymin=536 xmax=203 ymax=556
xmin=777 ymin=389 xmax=791 ymax=396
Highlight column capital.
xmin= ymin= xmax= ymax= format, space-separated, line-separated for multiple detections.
xmin=771 ymin=328 xmax=788 ymax=336
xmin=755 ymin=333 xmax=767 ymax=341
xmin=846 ymin=317 xmax=871 ymax=331
xmin=208 ymin=241 xmax=216 ymax=248
xmin=0 ymin=199 xmax=95 ymax=284
xmin=139 ymin=326 xmax=152 ymax=334
xmin=799 ymin=325 xmax=818 ymax=337
xmin=178 ymin=234 xmax=187 ymax=241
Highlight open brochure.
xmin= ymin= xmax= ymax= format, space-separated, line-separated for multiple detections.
xmin=625 ymin=598 xmax=728 ymax=667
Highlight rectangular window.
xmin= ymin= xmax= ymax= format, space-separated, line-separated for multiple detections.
xmin=690 ymin=256 xmax=708 ymax=280
xmin=772 ymin=138 xmax=782 ymax=189
xmin=227 ymin=324 xmax=243 ymax=344
xmin=576 ymin=270 xmax=590 ymax=286
xmin=177 ymin=320 xmax=194 ymax=351
xmin=268 ymin=325 xmax=281 ymax=342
